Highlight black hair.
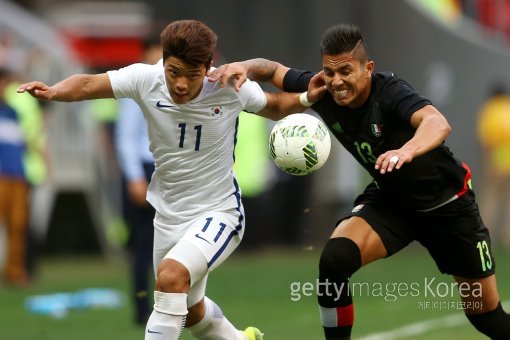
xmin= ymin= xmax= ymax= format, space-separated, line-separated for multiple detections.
xmin=320 ymin=24 xmax=369 ymax=62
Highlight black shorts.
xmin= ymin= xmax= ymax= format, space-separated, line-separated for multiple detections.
xmin=340 ymin=184 xmax=495 ymax=279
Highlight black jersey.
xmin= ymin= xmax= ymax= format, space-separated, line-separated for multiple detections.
xmin=283 ymin=69 xmax=470 ymax=211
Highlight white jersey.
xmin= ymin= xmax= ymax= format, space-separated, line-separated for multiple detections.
xmin=107 ymin=61 xmax=267 ymax=223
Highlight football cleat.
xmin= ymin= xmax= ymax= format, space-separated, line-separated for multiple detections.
xmin=243 ymin=326 xmax=263 ymax=340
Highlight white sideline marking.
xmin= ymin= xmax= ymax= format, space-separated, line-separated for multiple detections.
xmin=359 ymin=301 xmax=510 ymax=340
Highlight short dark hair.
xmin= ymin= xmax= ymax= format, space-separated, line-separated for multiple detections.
xmin=320 ymin=24 xmax=369 ymax=63
xmin=160 ymin=20 xmax=217 ymax=68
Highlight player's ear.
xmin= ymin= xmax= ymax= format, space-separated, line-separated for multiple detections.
xmin=365 ymin=61 xmax=374 ymax=78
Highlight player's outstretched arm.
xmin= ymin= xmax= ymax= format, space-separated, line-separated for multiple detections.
xmin=374 ymin=105 xmax=451 ymax=174
xmin=402 ymin=105 xmax=451 ymax=157
xmin=256 ymin=91 xmax=311 ymax=121
xmin=256 ymin=71 xmax=327 ymax=121
xmin=208 ymin=58 xmax=290 ymax=91
xmin=17 ymin=73 xmax=114 ymax=102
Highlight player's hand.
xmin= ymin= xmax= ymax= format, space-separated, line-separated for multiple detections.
xmin=307 ymin=71 xmax=327 ymax=102
xmin=17 ymin=81 xmax=55 ymax=100
xmin=208 ymin=62 xmax=248 ymax=91
xmin=374 ymin=150 xmax=413 ymax=174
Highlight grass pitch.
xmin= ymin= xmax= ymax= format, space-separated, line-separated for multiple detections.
xmin=0 ymin=245 xmax=509 ymax=339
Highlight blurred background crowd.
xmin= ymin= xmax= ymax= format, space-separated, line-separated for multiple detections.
xmin=1 ymin=0 xmax=510 ymax=326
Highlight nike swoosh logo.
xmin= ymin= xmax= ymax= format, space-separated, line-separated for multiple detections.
xmin=156 ymin=100 xmax=175 ymax=108
xmin=147 ymin=329 xmax=163 ymax=334
xmin=195 ymin=234 xmax=211 ymax=244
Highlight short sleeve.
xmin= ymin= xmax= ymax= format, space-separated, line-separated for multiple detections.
xmin=237 ymin=79 xmax=267 ymax=113
xmin=107 ymin=62 xmax=154 ymax=101
xmin=380 ymin=75 xmax=432 ymax=122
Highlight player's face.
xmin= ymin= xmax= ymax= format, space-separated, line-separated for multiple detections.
xmin=164 ymin=56 xmax=209 ymax=104
xmin=322 ymin=53 xmax=373 ymax=108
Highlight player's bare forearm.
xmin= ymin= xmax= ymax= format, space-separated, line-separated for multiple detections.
xmin=403 ymin=105 xmax=451 ymax=158
xmin=257 ymin=92 xmax=304 ymax=121
xmin=243 ymin=59 xmax=278 ymax=81
xmin=51 ymin=74 xmax=113 ymax=101
xmin=209 ymin=58 xmax=289 ymax=91
xmin=18 ymin=73 xmax=114 ymax=102
xmin=375 ymin=105 xmax=450 ymax=174
xmin=245 ymin=58 xmax=289 ymax=89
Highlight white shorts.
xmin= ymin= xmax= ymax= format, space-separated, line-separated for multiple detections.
xmin=153 ymin=206 xmax=245 ymax=306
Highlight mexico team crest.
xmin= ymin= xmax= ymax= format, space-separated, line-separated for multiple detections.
xmin=371 ymin=123 xmax=383 ymax=137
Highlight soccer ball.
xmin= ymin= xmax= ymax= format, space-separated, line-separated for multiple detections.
xmin=269 ymin=113 xmax=331 ymax=176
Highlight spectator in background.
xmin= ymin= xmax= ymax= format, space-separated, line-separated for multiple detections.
xmin=0 ymin=67 xmax=30 ymax=286
xmin=114 ymin=35 xmax=161 ymax=325
xmin=0 ymin=33 xmax=28 ymax=79
xmin=4 ymin=69 xmax=47 ymax=281
xmin=477 ymin=82 xmax=510 ymax=247
xmin=0 ymin=29 xmax=48 ymax=281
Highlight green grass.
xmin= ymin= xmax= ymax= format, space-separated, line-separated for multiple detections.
xmin=0 ymin=246 xmax=509 ymax=340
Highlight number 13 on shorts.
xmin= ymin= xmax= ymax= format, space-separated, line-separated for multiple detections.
xmin=476 ymin=240 xmax=493 ymax=272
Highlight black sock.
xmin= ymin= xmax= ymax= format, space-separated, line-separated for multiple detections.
xmin=466 ymin=302 xmax=510 ymax=339
xmin=317 ymin=238 xmax=362 ymax=340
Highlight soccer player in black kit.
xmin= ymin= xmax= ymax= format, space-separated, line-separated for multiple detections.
xmin=210 ymin=24 xmax=510 ymax=339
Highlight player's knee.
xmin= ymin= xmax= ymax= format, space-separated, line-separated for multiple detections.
xmin=155 ymin=259 xmax=191 ymax=293
xmin=466 ymin=302 xmax=510 ymax=339
xmin=319 ymin=237 xmax=362 ymax=280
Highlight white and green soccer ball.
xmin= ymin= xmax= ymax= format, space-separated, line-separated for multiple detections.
xmin=269 ymin=113 xmax=331 ymax=176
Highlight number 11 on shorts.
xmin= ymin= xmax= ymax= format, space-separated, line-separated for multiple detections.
xmin=195 ymin=217 xmax=227 ymax=243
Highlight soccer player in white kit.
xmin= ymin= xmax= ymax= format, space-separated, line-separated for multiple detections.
xmin=17 ymin=20 xmax=315 ymax=340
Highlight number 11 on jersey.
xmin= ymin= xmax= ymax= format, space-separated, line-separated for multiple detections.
xmin=178 ymin=123 xmax=202 ymax=151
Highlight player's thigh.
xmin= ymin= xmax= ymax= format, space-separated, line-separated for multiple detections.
xmin=153 ymin=213 xmax=186 ymax=275
xmin=162 ymin=241 xmax=207 ymax=289
xmin=332 ymin=216 xmax=388 ymax=266
xmin=335 ymin=189 xmax=414 ymax=265
xmin=164 ymin=240 xmax=209 ymax=307
xmin=416 ymin=190 xmax=495 ymax=279
xmin=160 ymin=210 xmax=243 ymax=306
xmin=180 ymin=209 xmax=244 ymax=272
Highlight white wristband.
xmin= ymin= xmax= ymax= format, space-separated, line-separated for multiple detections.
xmin=299 ymin=91 xmax=315 ymax=107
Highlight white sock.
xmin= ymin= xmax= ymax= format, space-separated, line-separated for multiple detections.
xmin=188 ymin=296 xmax=244 ymax=340
xmin=145 ymin=291 xmax=188 ymax=340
